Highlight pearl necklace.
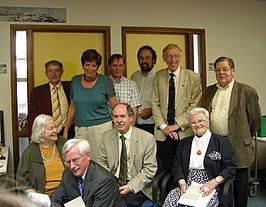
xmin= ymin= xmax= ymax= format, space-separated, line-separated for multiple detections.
xmin=40 ymin=143 xmax=56 ymax=163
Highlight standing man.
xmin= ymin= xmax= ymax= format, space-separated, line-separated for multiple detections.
xmin=151 ymin=43 xmax=202 ymax=172
xmin=204 ymin=56 xmax=262 ymax=207
xmin=109 ymin=54 xmax=142 ymax=125
xmin=131 ymin=45 xmax=157 ymax=134
xmin=98 ymin=103 xmax=157 ymax=207
xmin=27 ymin=60 xmax=74 ymax=138
xmin=51 ymin=139 xmax=126 ymax=207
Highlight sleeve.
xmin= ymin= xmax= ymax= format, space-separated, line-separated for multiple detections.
xmin=16 ymin=149 xmax=32 ymax=190
xmin=51 ymin=172 xmax=69 ymax=207
xmin=130 ymin=81 xmax=142 ymax=107
xmin=106 ymin=76 xmax=116 ymax=98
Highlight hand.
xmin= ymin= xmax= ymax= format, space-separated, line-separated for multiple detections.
xmin=200 ymin=179 xmax=217 ymax=197
xmin=169 ymin=131 xmax=179 ymax=140
xmin=139 ymin=108 xmax=152 ymax=119
xmin=119 ymin=185 xmax=131 ymax=196
xmin=180 ymin=184 xmax=187 ymax=196
xmin=63 ymin=130 xmax=68 ymax=139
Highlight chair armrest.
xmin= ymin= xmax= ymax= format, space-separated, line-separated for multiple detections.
xmin=152 ymin=170 xmax=168 ymax=204
xmin=223 ymin=176 xmax=235 ymax=207
xmin=160 ymin=173 xmax=174 ymax=205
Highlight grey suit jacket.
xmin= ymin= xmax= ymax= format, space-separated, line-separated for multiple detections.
xmin=98 ymin=127 xmax=157 ymax=199
xmin=151 ymin=68 xmax=202 ymax=141
xmin=205 ymin=81 xmax=262 ymax=168
xmin=51 ymin=160 xmax=126 ymax=207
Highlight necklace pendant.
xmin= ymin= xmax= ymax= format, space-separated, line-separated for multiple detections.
xmin=196 ymin=150 xmax=202 ymax=155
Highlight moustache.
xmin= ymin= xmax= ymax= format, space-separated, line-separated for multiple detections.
xmin=115 ymin=122 xmax=125 ymax=127
xmin=51 ymin=132 xmax=58 ymax=136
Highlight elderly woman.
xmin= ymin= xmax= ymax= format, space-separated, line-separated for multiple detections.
xmin=63 ymin=49 xmax=117 ymax=161
xmin=163 ymin=107 xmax=236 ymax=207
xmin=16 ymin=114 xmax=66 ymax=195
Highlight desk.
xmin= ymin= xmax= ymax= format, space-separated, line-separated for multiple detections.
xmin=0 ymin=146 xmax=8 ymax=175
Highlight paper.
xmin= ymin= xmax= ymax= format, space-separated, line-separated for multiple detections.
xmin=27 ymin=192 xmax=51 ymax=207
xmin=177 ymin=181 xmax=216 ymax=207
xmin=64 ymin=196 xmax=86 ymax=207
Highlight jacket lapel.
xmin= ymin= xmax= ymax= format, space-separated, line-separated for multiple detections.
xmin=229 ymin=81 xmax=239 ymax=116
xmin=175 ymin=68 xmax=186 ymax=108
xmin=129 ymin=128 xmax=138 ymax=171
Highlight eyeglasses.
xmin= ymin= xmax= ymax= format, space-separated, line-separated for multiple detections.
xmin=165 ymin=54 xmax=180 ymax=60
xmin=190 ymin=119 xmax=207 ymax=127
xmin=64 ymin=155 xmax=84 ymax=166
xmin=215 ymin=68 xmax=232 ymax=73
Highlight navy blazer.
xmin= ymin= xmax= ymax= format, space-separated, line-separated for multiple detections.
xmin=172 ymin=133 xmax=236 ymax=189
xmin=27 ymin=81 xmax=71 ymax=137
xmin=51 ymin=160 xmax=126 ymax=207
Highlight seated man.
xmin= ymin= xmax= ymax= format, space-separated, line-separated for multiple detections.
xmin=51 ymin=139 xmax=126 ymax=207
xmin=98 ymin=103 xmax=157 ymax=207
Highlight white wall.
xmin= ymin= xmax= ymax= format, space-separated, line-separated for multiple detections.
xmin=1 ymin=0 xmax=266 ymax=173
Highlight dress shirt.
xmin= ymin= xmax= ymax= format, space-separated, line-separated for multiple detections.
xmin=189 ymin=129 xmax=211 ymax=169
xmin=114 ymin=127 xmax=132 ymax=180
xmin=131 ymin=68 xmax=156 ymax=125
xmin=210 ymin=79 xmax=234 ymax=136
xmin=49 ymin=82 xmax=68 ymax=127
xmin=110 ymin=76 xmax=142 ymax=108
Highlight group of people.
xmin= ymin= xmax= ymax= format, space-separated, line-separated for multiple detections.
xmin=14 ymin=43 xmax=262 ymax=207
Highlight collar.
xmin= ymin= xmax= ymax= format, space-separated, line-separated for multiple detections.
xmin=49 ymin=82 xmax=62 ymax=90
xmin=110 ymin=75 xmax=124 ymax=84
xmin=141 ymin=67 xmax=156 ymax=77
xmin=194 ymin=129 xmax=211 ymax=142
xmin=216 ymin=79 xmax=235 ymax=90
xmin=118 ymin=126 xmax=133 ymax=141
xmin=168 ymin=66 xmax=180 ymax=77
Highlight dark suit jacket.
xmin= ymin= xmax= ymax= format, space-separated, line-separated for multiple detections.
xmin=172 ymin=133 xmax=236 ymax=192
xmin=205 ymin=81 xmax=262 ymax=168
xmin=27 ymin=81 xmax=71 ymax=137
xmin=51 ymin=160 xmax=126 ymax=207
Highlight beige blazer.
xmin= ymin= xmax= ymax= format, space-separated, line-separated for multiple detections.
xmin=151 ymin=68 xmax=202 ymax=141
xmin=98 ymin=127 xmax=157 ymax=199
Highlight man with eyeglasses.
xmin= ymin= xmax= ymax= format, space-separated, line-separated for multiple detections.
xmin=151 ymin=43 xmax=202 ymax=172
xmin=131 ymin=45 xmax=157 ymax=134
xmin=204 ymin=56 xmax=262 ymax=207
xmin=51 ymin=139 xmax=126 ymax=207
xmin=108 ymin=54 xmax=142 ymax=125
xmin=27 ymin=60 xmax=75 ymax=139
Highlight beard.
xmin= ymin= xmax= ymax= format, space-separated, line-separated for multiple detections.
xmin=140 ymin=63 xmax=152 ymax=72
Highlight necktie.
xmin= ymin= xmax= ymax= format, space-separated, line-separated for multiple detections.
xmin=52 ymin=86 xmax=62 ymax=133
xmin=118 ymin=135 xmax=127 ymax=186
xmin=78 ymin=177 xmax=84 ymax=197
xmin=167 ymin=73 xmax=175 ymax=125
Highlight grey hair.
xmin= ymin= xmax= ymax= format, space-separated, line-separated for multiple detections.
xmin=31 ymin=114 xmax=54 ymax=143
xmin=62 ymin=139 xmax=91 ymax=159
xmin=162 ymin=43 xmax=183 ymax=58
xmin=112 ymin=102 xmax=134 ymax=117
xmin=189 ymin=107 xmax=209 ymax=121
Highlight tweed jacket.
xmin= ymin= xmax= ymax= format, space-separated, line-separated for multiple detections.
xmin=27 ymin=81 xmax=71 ymax=137
xmin=51 ymin=160 xmax=126 ymax=207
xmin=16 ymin=136 xmax=66 ymax=193
xmin=98 ymin=127 xmax=157 ymax=199
xmin=151 ymin=68 xmax=202 ymax=141
xmin=205 ymin=81 xmax=262 ymax=168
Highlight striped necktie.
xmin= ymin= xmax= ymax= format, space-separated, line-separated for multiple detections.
xmin=52 ymin=86 xmax=62 ymax=133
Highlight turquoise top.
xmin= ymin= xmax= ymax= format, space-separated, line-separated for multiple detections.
xmin=71 ymin=74 xmax=116 ymax=127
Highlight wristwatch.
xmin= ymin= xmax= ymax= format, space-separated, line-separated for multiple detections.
xmin=214 ymin=176 xmax=223 ymax=185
